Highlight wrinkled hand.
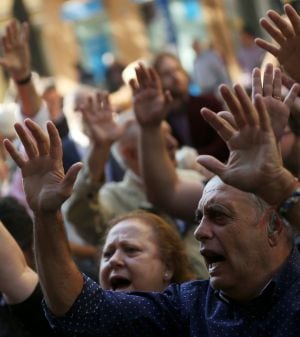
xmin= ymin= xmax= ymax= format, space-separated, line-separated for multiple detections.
xmin=0 ymin=20 xmax=31 ymax=80
xmin=197 ymin=84 xmax=290 ymax=204
xmin=80 ymin=91 xmax=124 ymax=147
xmin=130 ymin=63 xmax=172 ymax=128
xmin=3 ymin=119 xmax=82 ymax=213
xmin=252 ymin=63 xmax=299 ymax=140
xmin=255 ymin=4 xmax=300 ymax=83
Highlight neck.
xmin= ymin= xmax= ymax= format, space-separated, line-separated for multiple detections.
xmin=222 ymin=246 xmax=292 ymax=304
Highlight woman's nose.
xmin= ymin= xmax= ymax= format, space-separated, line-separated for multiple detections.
xmin=108 ymin=250 xmax=125 ymax=268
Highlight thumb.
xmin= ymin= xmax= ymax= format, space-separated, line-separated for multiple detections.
xmin=60 ymin=162 xmax=83 ymax=199
xmin=196 ymin=155 xmax=226 ymax=178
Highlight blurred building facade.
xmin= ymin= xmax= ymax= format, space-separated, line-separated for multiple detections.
xmin=0 ymin=0 xmax=297 ymax=98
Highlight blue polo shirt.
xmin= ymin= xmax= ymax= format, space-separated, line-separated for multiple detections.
xmin=44 ymin=248 xmax=300 ymax=337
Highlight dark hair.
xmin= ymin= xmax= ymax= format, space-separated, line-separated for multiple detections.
xmin=107 ymin=210 xmax=196 ymax=283
xmin=0 ymin=196 xmax=33 ymax=250
xmin=241 ymin=25 xmax=256 ymax=38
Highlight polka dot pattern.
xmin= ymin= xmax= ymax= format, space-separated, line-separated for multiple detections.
xmin=43 ymin=249 xmax=300 ymax=336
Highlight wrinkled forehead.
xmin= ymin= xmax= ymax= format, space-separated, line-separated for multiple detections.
xmin=199 ymin=176 xmax=251 ymax=209
xmin=106 ymin=220 xmax=153 ymax=244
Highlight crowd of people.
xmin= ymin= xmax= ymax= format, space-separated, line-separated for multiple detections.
xmin=0 ymin=3 xmax=300 ymax=337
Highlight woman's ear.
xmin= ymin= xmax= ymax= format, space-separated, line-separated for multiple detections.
xmin=163 ymin=262 xmax=175 ymax=282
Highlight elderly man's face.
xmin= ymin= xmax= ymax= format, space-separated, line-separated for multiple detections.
xmin=194 ymin=177 xmax=272 ymax=301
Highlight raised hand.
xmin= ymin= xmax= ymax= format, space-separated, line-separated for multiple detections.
xmin=0 ymin=20 xmax=31 ymax=81
xmin=197 ymin=84 xmax=294 ymax=205
xmin=3 ymin=119 xmax=82 ymax=213
xmin=80 ymin=91 xmax=124 ymax=146
xmin=252 ymin=63 xmax=299 ymax=140
xmin=255 ymin=4 xmax=300 ymax=83
xmin=130 ymin=63 xmax=172 ymax=128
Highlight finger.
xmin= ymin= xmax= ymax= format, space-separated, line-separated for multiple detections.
xmin=101 ymin=91 xmax=111 ymax=111
xmin=135 ymin=64 xmax=150 ymax=89
xmin=219 ymin=85 xmax=246 ymax=128
xmin=252 ymin=67 xmax=262 ymax=101
xmin=285 ymin=4 xmax=300 ymax=35
xmin=2 ymin=36 xmax=11 ymax=53
xmin=217 ymin=111 xmax=237 ymax=129
xmin=268 ymin=10 xmax=295 ymax=39
xmin=272 ymin=67 xmax=282 ymax=99
xmin=5 ymin=23 xmax=14 ymax=45
xmin=21 ymin=22 xmax=30 ymax=43
xmin=262 ymin=63 xmax=274 ymax=96
xmin=8 ymin=21 xmax=18 ymax=45
xmin=86 ymin=95 xmax=95 ymax=116
xmin=164 ymin=90 xmax=173 ymax=104
xmin=96 ymin=91 xmax=105 ymax=113
xmin=234 ymin=84 xmax=259 ymax=126
xmin=259 ymin=18 xmax=286 ymax=45
xmin=14 ymin=122 xmax=38 ymax=159
xmin=24 ymin=119 xmax=50 ymax=156
xmin=201 ymin=107 xmax=235 ymax=142
xmin=254 ymin=94 xmax=271 ymax=132
xmin=196 ymin=155 xmax=226 ymax=178
xmin=281 ymin=72 xmax=296 ymax=90
xmin=148 ymin=67 xmax=161 ymax=89
xmin=129 ymin=78 xmax=139 ymax=94
xmin=255 ymin=38 xmax=280 ymax=57
xmin=47 ymin=121 xmax=63 ymax=161
xmin=283 ymin=83 xmax=299 ymax=108
xmin=3 ymin=139 xmax=26 ymax=168
xmin=60 ymin=162 xmax=83 ymax=200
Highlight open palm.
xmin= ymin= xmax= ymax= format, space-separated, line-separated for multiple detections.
xmin=3 ymin=119 xmax=82 ymax=212
xmin=80 ymin=91 xmax=124 ymax=146
xmin=130 ymin=63 xmax=171 ymax=127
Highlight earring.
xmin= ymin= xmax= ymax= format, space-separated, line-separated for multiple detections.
xmin=164 ymin=271 xmax=169 ymax=279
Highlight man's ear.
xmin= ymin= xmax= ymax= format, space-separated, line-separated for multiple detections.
xmin=267 ymin=212 xmax=283 ymax=247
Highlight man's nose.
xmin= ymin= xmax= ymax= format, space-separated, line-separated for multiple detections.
xmin=194 ymin=219 xmax=214 ymax=241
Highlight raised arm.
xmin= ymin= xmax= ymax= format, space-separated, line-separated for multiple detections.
xmin=255 ymin=4 xmax=300 ymax=83
xmin=3 ymin=119 xmax=83 ymax=315
xmin=0 ymin=220 xmax=38 ymax=304
xmin=130 ymin=64 xmax=203 ymax=221
xmin=64 ymin=91 xmax=125 ymax=244
xmin=197 ymin=84 xmax=300 ymax=229
xmin=0 ymin=20 xmax=41 ymax=117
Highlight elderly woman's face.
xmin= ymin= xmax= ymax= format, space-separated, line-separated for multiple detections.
xmin=100 ymin=219 xmax=171 ymax=292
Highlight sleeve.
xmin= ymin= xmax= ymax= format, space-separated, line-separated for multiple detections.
xmin=43 ymin=275 xmax=185 ymax=337
xmin=10 ymin=283 xmax=57 ymax=336
xmin=17 ymin=100 xmax=50 ymax=128
xmin=63 ymin=164 xmax=111 ymax=246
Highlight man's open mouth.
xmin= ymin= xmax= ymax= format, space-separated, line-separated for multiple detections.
xmin=201 ymin=251 xmax=226 ymax=272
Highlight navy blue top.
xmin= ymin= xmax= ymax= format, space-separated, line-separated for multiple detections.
xmin=44 ymin=248 xmax=300 ymax=337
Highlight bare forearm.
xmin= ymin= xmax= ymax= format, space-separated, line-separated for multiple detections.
xmin=87 ymin=142 xmax=111 ymax=183
xmin=140 ymin=126 xmax=178 ymax=205
xmin=0 ymin=221 xmax=38 ymax=304
xmin=33 ymin=210 xmax=83 ymax=316
xmin=140 ymin=127 xmax=201 ymax=220
xmin=16 ymin=79 xmax=42 ymax=117
xmin=64 ymin=165 xmax=108 ymax=245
